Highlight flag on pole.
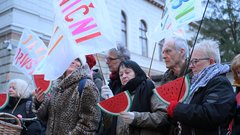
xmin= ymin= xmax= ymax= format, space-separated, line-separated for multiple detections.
xmin=13 ymin=29 xmax=48 ymax=79
xmin=34 ymin=24 xmax=78 ymax=80
xmin=52 ymin=0 xmax=116 ymax=53
xmin=150 ymin=0 xmax=204 ymax=42
xmin=34 ymin=0 xmax=116 ymax=80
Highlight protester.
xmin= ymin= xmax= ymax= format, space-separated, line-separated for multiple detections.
xmin=167 ymin=40 xmax=235 ymax=134
xmin=159 ymin=37 xmax=190 ymax=85
xmin=32 ymin=58 xmax=101 ymax=135
xmin=153 ymin=37 xmax=190 ymax=134
xmin=1 ymin=79 xmax=44 ymax=135
xmin=101 ymin=44 xmax=131 ymax=97
xmin=101 ymin=60 xmax=168 ymax=135
xmin=231 ymin=53 xmax=240 ymax=135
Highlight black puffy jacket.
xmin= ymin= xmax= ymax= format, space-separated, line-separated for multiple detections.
xmin=173 ymin=74 xmax=235 ymax=135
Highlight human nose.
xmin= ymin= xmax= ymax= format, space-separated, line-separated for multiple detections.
xmin=162 ymin=52 xmax=167 ymax=59
xmin=189 ymin=64 xmax=193 ymax=69
xmin=189 ymin=61 xmax=194 ymax=68
xmin=9 ymin=89 xmax=14 ymax=92
xmin=9 ymin=87 xmax=14 ymax=91
xmin=122 ymin=73 xmax=127 ymax=78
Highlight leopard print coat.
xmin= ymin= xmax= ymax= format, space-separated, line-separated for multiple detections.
xmin=32 ymin=65 xmax=101 ymax=135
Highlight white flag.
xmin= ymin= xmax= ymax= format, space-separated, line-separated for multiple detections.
xmin=53 ymin=0 xmax=116 ymax=53
xmin=150 ymin=0 xmax=204 ymax=42
xmin=34 ymin=0 xmax=116 ymax=80
xmin=13 ymin=29 xmax=48 ymax=79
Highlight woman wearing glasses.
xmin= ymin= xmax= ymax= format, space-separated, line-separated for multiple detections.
xmin=167 ymin=40 xmax=235 ymax=135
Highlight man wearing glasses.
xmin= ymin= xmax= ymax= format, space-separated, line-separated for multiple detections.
xmin=101 ymin=44 xmax=130 ymax=98
xmin=100 ymin=44 xmax=130 ymax=135
xmin=167 ymin=40 xmax=235 ymax=135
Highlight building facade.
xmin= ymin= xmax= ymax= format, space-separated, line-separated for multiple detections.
xmin=0 ymin=0 xmax=167 ymax=91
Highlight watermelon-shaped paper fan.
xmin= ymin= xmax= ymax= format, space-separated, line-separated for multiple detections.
xmin=153 ymin=75 xmax=190 ymax=105
xmin=0 ymin=93 xmax=9 ymax=110
xmin=97 ymin=91 xmax=132 ymax=116
xmin=33 ymin=74 xmax=52 ymax=94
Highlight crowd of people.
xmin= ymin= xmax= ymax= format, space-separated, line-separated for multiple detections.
xmin=0 ymin=38 xmax=239 ymax=135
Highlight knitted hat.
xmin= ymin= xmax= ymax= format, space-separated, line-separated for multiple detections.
xmin=85 ymin=54 xmax=96 ymax=69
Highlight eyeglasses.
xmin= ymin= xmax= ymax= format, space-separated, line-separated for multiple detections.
xmin=190 ymin=58 xmax=210 ymax=66
xmin=105 ymin=57 xmax=119 ymax=61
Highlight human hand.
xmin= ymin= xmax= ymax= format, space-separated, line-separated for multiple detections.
xmin=101 ymin=85 xmax=113 ymax=99
xmin=119 ymin=112 xmax=135 ymax=124
xmin=167 ymin=101 xmax=178 ymax=118
xmin=34 ymin=87 xmax=45 ymax=103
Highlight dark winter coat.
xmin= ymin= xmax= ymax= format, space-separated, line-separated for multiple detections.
xmin=106 ymin=60 xmax=168 ymax=135
xmin=32 ymin=65 xmax=101 ymax=135
xmin=232 ymin=86 xmax=240 ymax=135
xmin=1 ymin=97 xmax=43 ymax=135
xmin=108 ymin=72 xmax=122 ymax=95
xmin=173 ymin=74 xmax=235 ymax=135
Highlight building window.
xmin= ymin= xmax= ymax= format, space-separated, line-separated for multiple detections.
xmin=139 ymin=20 xmax=148 ymax=57
xmin=121 ymin=11 xmax=127 ymax=47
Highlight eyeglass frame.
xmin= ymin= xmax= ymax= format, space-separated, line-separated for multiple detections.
xmin=190 ymin=58 xmax=210 ymax=66
xmin=105 ymin=57 xmax=120 ymax=61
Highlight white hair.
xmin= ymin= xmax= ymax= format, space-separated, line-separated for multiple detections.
xmin=174 ymin=37 xmax=190 ymax=59
xmin=164 ymin=37 xmax=190 ymax=59
xmin=194 ymin=40 xmax=221 ymax=63
xmin=8 ymin=79 xmax=34 ymax=98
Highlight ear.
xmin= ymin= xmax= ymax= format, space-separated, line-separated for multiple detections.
xmin=180 ymin=48 xmax=185 ymax=57
xmin=209 ymin=58 xmax=215 ymax=64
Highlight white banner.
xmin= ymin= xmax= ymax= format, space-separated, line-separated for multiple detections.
xmin=34 ymin=25 xmax=78 ymax=80
xmin=53 ymin=0 xmax=116 ymax=53
xmin=34 ymin=0 xmax=116 ymax=80
xmin=13 ymin=29 xmax=48 ymax=79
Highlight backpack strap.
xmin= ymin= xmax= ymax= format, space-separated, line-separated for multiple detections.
xmin=78 ymin=77 xmax=89 ymax=96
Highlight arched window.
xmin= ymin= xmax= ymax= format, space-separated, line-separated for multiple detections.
xmin=121 ymin=11 xmax=127 ymax=47
xmin=139 ymin=20 xmax=148 ymax=57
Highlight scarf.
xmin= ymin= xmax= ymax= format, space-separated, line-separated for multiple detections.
xmin=185 ymin=64 xmax=230 ymax=103
xmin=121 ymin=77 xmax=154 ymax=112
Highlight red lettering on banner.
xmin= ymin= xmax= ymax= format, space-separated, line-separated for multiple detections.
xmin=26 ymin=59 xmax=37 ymax=70
xmin=20 ymin=56 xmax=31 ymax=68
xmin=62 ymin=0 xmax=81 ymax=13
xmin=69 ymin=17 xmax=97 ymax=35
xmin=65 ymin=4 xmax=90 ymax=22
xmin=59 ymin=0 xmax=70 ymax=6
xmin=15 ymin=48 xmax=23 ymax=64
xmin=19 ymin=53 xmax=28 ymax=65
xmin=14 ymin=48 xmax=38 ymax=72
xmin=58 ymin=1 xmax=101 ymax=43
xmin=75 ymin=32 xmax=101 ymax=43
